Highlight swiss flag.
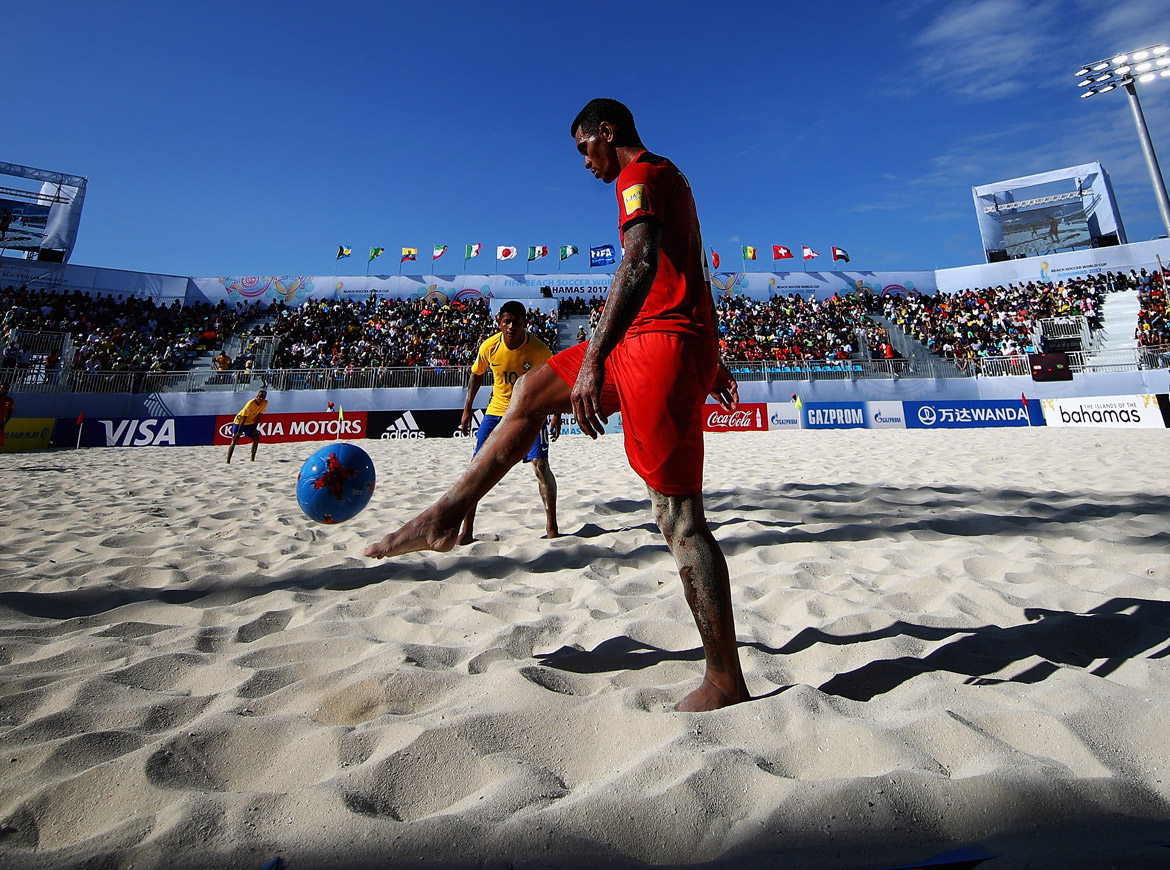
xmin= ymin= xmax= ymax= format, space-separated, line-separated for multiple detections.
xmin=773 ymin=245 xmax=794 ymax=260
xmin=711 ymin=249 xmax=720 ymax=269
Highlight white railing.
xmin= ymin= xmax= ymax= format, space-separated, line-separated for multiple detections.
xmin=4 ymin=345 xmax=1167 ymax=394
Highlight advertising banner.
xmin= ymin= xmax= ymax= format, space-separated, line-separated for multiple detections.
xmin=801 ymin=402 xmax=868 ymax=429
xmin=703 ymin=403 xmax=768 ymax=433
xmin=71 ymin=416 xmax=217 ymax=447
xmin=904 ymin=400 xmax=1041 ymax=429
xmin=1040 ymin=394 xmax=1169 ymax=428
xmin=866 ymin=401 xmax=908 ymax=429
xmin=766 ymin=403 xmax=801 ymax=430
xmin=1 ymin=418 xmax=55 ymax=452
xmin=212 ymin=412 xmax=368 ymax=445
xmin=367 ymin=409 xmax=458 ymax=440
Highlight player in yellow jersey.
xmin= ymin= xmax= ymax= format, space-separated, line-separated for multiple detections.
xmin=226 ymin=389 xmax=268 ymax=463
xmin=459 ymin=301 xmax=561 ymax=542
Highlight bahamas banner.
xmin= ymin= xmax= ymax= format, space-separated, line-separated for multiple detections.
xmin=1 ymin=418 xmax=55 ymax=452
xmin=1041 ymin=394 xmax=1170 ymax=428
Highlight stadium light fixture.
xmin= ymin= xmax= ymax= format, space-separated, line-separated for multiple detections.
xmin=1075 ymin=44 xmax=1170 ymax=237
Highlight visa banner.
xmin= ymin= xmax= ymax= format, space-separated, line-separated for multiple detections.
xmin=904 ymin=400 xmax=1042 ymax=429
xmin=65 ymin=416 xmax=217 ymax=447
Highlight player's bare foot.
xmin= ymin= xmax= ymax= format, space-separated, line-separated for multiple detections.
xmin=543 ymin=526 xmax=560 ymax=540
xmin=364 ymin=509 xmax=461 ymax=558
xmin=674 ymin=677 xmax=749 ymax=712
xmin=457 ymin=531 xmax=475 ymax=546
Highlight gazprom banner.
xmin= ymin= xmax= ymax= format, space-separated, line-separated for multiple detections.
xmin=904 ymin=400 xmax=1040 ymax=429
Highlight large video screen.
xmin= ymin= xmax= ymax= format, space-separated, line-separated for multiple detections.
xmin=972 ymin=163 xmax=1124 ymax=264
xmin=0 ymin=195 xmax=52 ymax=254
xmin=0 ymin=162 xmax=86 ymax=263
xmin=1000 ymin=202 xmax=1093 ymax=259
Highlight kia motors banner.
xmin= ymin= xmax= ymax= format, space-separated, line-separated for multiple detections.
xmin=703 ymin=403 xmax=768 ymax=433
xmin=903 ymin=400 xmax=1042 ymax=429
xmin=1 ymin=418 xmax=55 ymax=452
xmin=212 ymin=412 xmax=368 ymax=445
xmin=1041 ymin=394 xmax=1170 ymax=428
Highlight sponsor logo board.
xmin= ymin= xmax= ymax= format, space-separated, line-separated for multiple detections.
xmin=703 ymin=403 xmax=767 ymax=432
xmin=766 ymin=403 xmax=801 ymax=429
xmin=212 ymin=412 xmax=368 ymax=445
xmin=559 ymin=411 xmax=623 ymax=437
xmin=1 ymin=418 xmax=55 ymax=452
xmin=904 ymin=400 xmax=1040 ymax=429
xmin=1041 ymin=394 xmax=1168 ymax=428
xmin=866 ymin=401 xmax=906 ymax=429
xmin=802 ymin=403 xmax=867 ymax=429
xmin=65 ymin=416 xmax=217 ymax=447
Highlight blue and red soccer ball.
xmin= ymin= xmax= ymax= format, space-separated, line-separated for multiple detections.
xmin=296 ymin=442 xmax=376 ymax=524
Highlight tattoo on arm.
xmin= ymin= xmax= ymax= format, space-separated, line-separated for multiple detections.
xmin=586 ymin=220 xmax=662 ymax=363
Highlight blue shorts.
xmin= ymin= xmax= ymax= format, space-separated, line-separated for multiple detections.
xmin=474 ymin=414 xmax=549 ymax=463
xmin=232 ymin=423 xmax=260 ymax=439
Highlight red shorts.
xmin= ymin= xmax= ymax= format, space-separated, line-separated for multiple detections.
xmin=548 ymin=333 xmax=715 ymax=495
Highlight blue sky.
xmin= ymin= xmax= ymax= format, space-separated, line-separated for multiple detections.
xmin=6 ymin=0 xmax=1168 ymax=278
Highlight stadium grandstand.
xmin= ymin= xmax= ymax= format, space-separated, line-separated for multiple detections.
xmin=2 ymin=264 xmax=1167 ymax=395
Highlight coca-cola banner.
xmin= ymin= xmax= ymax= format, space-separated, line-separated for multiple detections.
xmin=212 ymin=412 xmax=368 ymax=445
xmin=703 ymin=403 xmax=768 ymax=432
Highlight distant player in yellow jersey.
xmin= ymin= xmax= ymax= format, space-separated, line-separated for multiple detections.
xmin=459 ymin=301 xmax=561 ymax=543
xmin=226 ymin=389 xmax=268 ymax=463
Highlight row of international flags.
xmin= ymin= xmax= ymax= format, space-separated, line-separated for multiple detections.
xmin=722 ymin=245 xmax=850 ymax=266
xmin=338 ymin=244 xmax=584 ymax=264
xmin=336 ymin=243 xmax=851 ymax=268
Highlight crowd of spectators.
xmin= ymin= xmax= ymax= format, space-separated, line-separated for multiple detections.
xmin=870 ymin=275 xmax=1105 ymax=364
xmin=1 ymin=284 xmax=271 ymax=375
xmin=712 ymin=292 xmax=876 ymax=362
xmin=4 ymin=266 xmax=1167 ymax=383
xmin=268 ymin=296 xmax=558 ymax=370
xmin=1136 ymin=268 xmax=1168 ymax=347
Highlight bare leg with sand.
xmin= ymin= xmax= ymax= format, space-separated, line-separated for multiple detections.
xmin=364 ymin=366 xmax=571 ymax=558
xmin=650 ymin=487 xmax=750 ymax=711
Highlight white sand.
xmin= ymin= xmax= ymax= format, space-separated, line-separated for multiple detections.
xmin=2 ymin=429 xmax=1170 ymax=869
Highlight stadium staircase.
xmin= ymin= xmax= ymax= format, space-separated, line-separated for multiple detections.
xmin=557 ymin=314 xmax=592 ymax=348
xmin=867 ymin=315 xmax=967 ymax=376
xmin=1092 ymin=288 xmax=1140 ymax=353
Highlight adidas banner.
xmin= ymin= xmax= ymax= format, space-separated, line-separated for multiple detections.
xmin=366 ymin=409 xmax=467 ymax=440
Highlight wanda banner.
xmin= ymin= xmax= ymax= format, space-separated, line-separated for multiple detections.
xmin=212 ymin=411 xmax=369 ymax=444
xmin=702 ymin=403 xmax=768 ymax=433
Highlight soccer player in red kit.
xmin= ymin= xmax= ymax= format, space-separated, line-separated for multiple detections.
xmin=365 ymin=99 xmax=749 ymax=712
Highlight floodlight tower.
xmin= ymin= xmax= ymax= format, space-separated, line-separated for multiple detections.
xmin=1076 ymin=44 xmax=1170 ymax=238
